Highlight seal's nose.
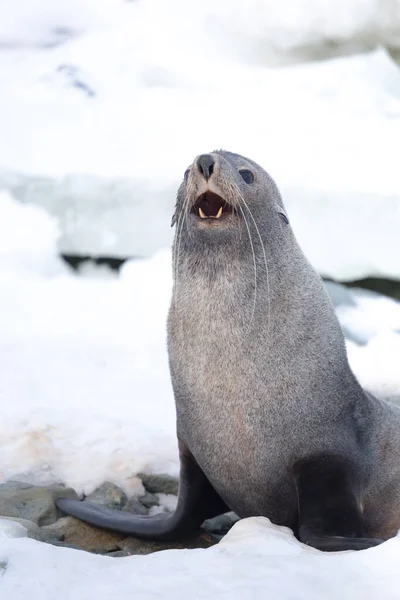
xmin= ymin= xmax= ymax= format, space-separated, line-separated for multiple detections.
xmin=197 ymin=154 xmax=215 ymax=181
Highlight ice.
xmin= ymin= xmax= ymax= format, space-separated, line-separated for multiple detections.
xmin=0 ymin=183 xmax=399 ymax=599
xmin=1 ymin=1 xmax=400 ymax=595
xmin=0 ymin=193 xmax=399 ymax=492
xmin=2 ymin=0 xmax=400 ymax=57
xmin=0 ymin=0 xmax=399 ymax=279
xmin=0 ymin=195 xmax=177 ymax=494
xmin=2 ymin=517 xmax=400 ymax=599
xmin=0 ymin=0 xmax=122 ymax=48
xmin=0 ymin=191 xmax=67 ymax=277
xmin=0 ymin=518 xmax=28 ymax=539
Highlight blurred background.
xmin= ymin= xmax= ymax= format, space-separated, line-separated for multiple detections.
xmin=1 ymin=0 xmax=399 ymax=285
xmin=0 ymin=0 xmax=400 ymax=490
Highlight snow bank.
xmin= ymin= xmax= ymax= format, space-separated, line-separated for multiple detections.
xmin=0 ymin=190 xmax=67 ymax=277
xmin=2 ymin=517 xmax=400 ymax=599
xmin=0 ymin=195 xmax=399 ymax=494
xmin=0 ymin=196 xmax=176 ymax=495
xmin=0 ymin=0 xmax=399 ymax=279
xmin=0 ymin=0 xmax=121 ymax=48
xmin=2 ymin=0 xmax=400 ymax=57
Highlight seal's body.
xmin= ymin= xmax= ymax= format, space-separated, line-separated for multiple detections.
xmin=58 ymin=151 xmax=400 ymax=550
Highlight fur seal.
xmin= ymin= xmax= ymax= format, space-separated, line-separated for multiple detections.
xmin=57 ymin=150 xmax=400 ymax=551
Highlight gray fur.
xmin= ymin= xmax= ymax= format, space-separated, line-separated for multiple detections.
xmin=168 ymin=150 xmax=400 ymax=538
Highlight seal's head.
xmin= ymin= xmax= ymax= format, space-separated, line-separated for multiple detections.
xmin=171 ymin=151 xmax=290 ymax=255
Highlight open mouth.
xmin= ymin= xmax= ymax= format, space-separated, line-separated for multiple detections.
xmin=192 ymin=192 xmax=233 ymax=220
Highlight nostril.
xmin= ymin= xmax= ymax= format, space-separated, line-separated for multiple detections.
xmin=197 ymin=154 xmax=215 ymax=181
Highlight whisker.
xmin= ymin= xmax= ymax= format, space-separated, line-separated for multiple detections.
xmin=236 ymin=186 xmax=271 ymax=341
xmin=237 ymin=203 xmax=257 ymax=331
xmin=173 ymin=195 xmax=189 ymax=309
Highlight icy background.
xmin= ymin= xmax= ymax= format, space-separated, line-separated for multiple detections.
xmin=1 ymin=0 xmax=400 ymax=597
xmin=0 ymin=0 xmax=399 ymax=279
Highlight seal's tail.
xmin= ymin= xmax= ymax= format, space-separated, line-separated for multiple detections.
xmin=56 ymin=497 xmax=183 ymax=541
xmin=56 ymin=448 xmax=228 ymax=541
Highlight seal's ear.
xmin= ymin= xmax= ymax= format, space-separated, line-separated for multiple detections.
xmin=275 ymin=205 xmax=289 ymax=224
xmin=278 ymin=211 xmax=289 ymax=225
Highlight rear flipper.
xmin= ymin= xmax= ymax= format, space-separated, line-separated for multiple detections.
xmin=56 ymin=441 xmax=228 ymax=541
xmin=294 ymin=453 xmax=384 ymax=552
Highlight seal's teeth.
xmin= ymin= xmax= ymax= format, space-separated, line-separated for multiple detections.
xmin=215 ymin=206 xmax=223 ymax=219
xmin=199 ymin=207 xmax=207 ymax=219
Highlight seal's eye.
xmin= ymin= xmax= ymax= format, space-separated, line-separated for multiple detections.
xmin=239 ymin=169 xmax=254 ymax=184
xmin=184 ymin=169 xmax=190 ymax=183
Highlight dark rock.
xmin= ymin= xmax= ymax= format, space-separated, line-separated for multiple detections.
xmin=85 ymin=482 xmax=127 ymax=508
xmin=137 ymin=490 xmax=159 ymax=508
xmin=0 ymin=481 xmax=78 ymax=526
xmin=122 ymin=498 xmax=148 ymax=515
xmin=139 ymin=473 xmax=179 ymax=495
xmin=118 ymin=531 xmax=218 ymax=555
xmin=41 ymin=516 xmax=124 ymax=553
xmin=0 ymin=482 xmax=32 ymax=492
xmin=348 ymin=277 xmax=400 ymax=302
xmin=107 ymin=550 xmax=130 ymax=558
xmin=202 ymin=512 xmax=240 ymax=535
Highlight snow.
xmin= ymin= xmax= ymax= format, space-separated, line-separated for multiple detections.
xmin=0 ymin=0 xmax=399 ymax=278
xmin=0 ymin=190 xmax=398 ymax=599
xmin=2 ymin=517 xmax=400 ymax=599
xmin=0 ymin=194 xmax=399 ymax=494
xmin=1 ymin=2 xmax=400 ymax=596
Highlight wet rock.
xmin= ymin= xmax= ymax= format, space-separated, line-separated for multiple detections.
xmin=122 ymin=498 xmax=148 ymax=515
xmin=118 ymin=531 xmax=218 ymax=555
xmin=0 ymin=481 xmax=78 ymax=526
xmin=202 ymin=512 xmax=240 ymax=535
xmin=139 ymin=474 xmax=179 ymax=496
xmin=41 ymin=516 xmax=124 ymax=553
xmin=137 ymin=490 xmax=159 ymax=508
xmin=85 ymin=482 xmax=127 ymax=508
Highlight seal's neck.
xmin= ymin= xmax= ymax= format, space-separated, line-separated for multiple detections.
xmin=171 ymin=233 xmax=347 ymax=365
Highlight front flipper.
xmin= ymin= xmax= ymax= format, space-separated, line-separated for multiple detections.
xmin=56 ymin=441 xmax=228 ymax=541
xmin=294 ymin=454 xmax=383 ymax=552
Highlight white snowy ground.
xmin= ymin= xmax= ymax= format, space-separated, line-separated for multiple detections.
xmin=0 ymin=0 xmax=400 ymax=279
xmin=2 ymin=518 xmax=400 ymax=600
xmin=1 ymin=196 xmax=400 ymax=598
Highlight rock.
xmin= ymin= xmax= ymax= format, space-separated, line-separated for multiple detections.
xmin=118 ymin=531 xmax=218 ymax=555
xmin=137 ymin=490 xmax=159 ymax=508
xmin=107 ymin=550 xmax=130 ymax=558
xmin=0 ymin=516 xmax=42 ymax=540
xmin=0 ymin=481 xmax=78 ymax=526
xmin=349 ymin=278 xmax=400 ymax=302
xmin=202 ymin=512 xmax=240 ymax=535
xmin=122 ymin=498 xmax=148 ymax=515
xmin=41 ymin=516 xmax=124 ymax=553
xmin=0 ymin=560 xmax=7 ymax=574
xmin=85 ymin=482 xmax=127 ymax=508
xmin=139 ymin=474 xmax=179 ymax=496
